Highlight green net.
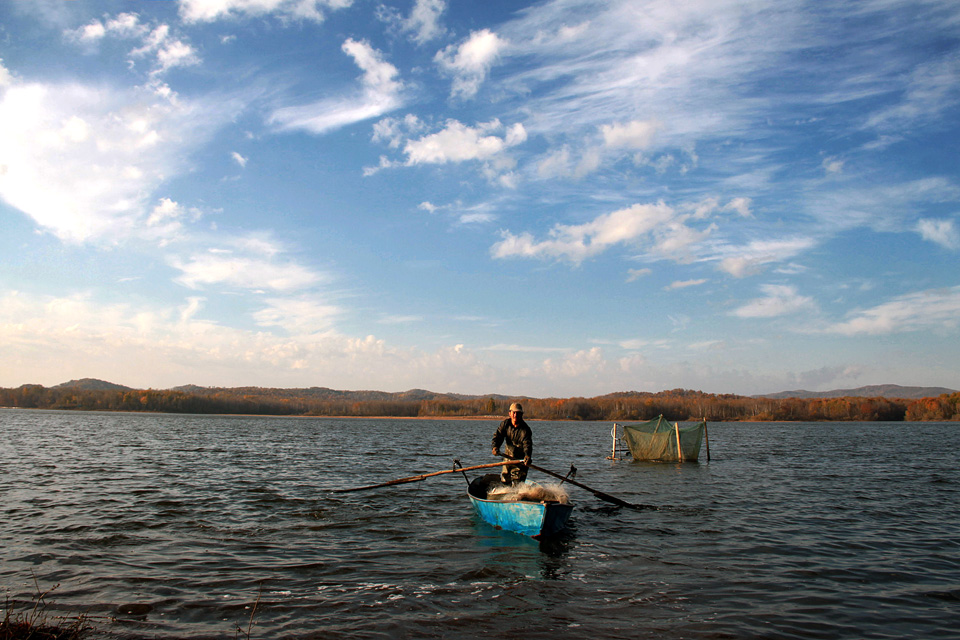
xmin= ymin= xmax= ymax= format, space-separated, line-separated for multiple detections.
xmin=621 ymin=415 xmax=705 ymax=462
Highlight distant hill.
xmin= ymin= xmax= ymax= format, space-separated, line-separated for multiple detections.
xmin=54 ymin=378 xmax=132 ymax=392
xmin=169 ymin=384 xmax=510 ymax=403
xmin=5 ymin=379 xmax=955 ymax=420
xmin=43 ymin=379 xmax=958 ymax=402
xmin=759 ymin=384 xmax=956 ymax=400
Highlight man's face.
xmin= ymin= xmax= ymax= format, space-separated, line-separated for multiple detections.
xmin=510 ymin=410 xmax=522 ymax=425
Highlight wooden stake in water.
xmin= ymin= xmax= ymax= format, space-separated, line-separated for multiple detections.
xmin=704 ymin=419 xmax=711 ymax=462
xmin=675 ymin=422 xmax=683 ymax=462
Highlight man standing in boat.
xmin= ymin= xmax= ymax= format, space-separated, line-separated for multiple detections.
xmin=492 ymin=402 xmax=532 ymax=485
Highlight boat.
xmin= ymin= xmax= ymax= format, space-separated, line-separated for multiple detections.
xmin=467 ymin=474 xmax=574 ymax=538
xmin=618 ymin=415 xmax=709 ymax=462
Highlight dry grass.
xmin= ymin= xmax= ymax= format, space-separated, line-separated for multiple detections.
xmin=1 ymin=579 xmax=91 ymax=640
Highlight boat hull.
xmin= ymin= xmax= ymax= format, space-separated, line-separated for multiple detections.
xmin=468 ymin=475 xmax=573 ymax=538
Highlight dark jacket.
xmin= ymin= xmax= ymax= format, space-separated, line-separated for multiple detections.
xmin=492 ymin=417 xmax=533 ymax=460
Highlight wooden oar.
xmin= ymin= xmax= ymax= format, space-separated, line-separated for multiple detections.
xmin=529 ymin=463 xmax=654 ymax=511
xmin=333 ymin=460 xmax=522 ymax=493
xmin=495 ymin=453 xmax=655 ymax=511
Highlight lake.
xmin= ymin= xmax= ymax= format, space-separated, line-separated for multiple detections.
xmin=1 ymin=410 xmax=958 ymax=639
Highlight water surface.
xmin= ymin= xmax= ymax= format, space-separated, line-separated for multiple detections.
xmin=2 ymin=410 xmax=958 ymax=638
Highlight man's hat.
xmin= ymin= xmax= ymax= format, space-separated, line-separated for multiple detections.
xmin=509 ymin=402 xmax=523 ymax=413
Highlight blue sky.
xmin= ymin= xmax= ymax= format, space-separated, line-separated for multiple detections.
xmin=1 ymin=0 xmax=958 ymax=397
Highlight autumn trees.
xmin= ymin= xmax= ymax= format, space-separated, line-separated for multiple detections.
xmin=1 ymin=385 xmax=957 ymax=421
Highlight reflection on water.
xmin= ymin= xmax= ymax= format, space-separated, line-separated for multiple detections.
xmin=1 ymin=411 xmax=959 ymax=639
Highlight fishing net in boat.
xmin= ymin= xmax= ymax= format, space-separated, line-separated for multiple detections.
xmin=487 ymin=481 xmax=569 ymax=504
xmin=621 ymin=415 xmax=705 ymax=462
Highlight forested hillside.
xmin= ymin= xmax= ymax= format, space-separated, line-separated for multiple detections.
xmin=2 ymin=383 xmax=959 ymax=421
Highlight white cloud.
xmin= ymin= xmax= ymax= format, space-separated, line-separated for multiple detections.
xmin=536 ymin=146 xmax=572 ymax=179
xmin=490 ymin=0 xmax=786 ymax=147
xmin=253 ymin=296 xmax=341 ymax=333
xmin=0 ymin=79 xmax=228 ymax=243
xmin=717 ymin=256 xmax=763 ymax=279
xmin=179 ymin=296 xmax=205 ymax=323
xmin=917 ymin=218 xmax=959 ymax=250
xmin=864 ymin=52 xmax=960 ymax=134
xmin=666 ymin=279 xmax=707 ymax=290
xmin=404 ymin=0 xmax=446 ymax=44
xmin=403 ymin=119 xmax=526 ymax=165
xmin=179 ymin=0 xmax=354 ymax=23
xmin=76 ymin=21 xmax=107 ymax=41
xmin=688 ymin=340 xmax=725 ymax=351
xmin=655 ymin=220 xmax=713 ymax=254
xmin=723 ymin=197 xmax=752 ymax=217
xmin=626 ymin=268 xmax=652 ymax=282
xmin=0 ymin=288 xmax=387 ymax=388
xmin=714 ymin=237 xmax=817 ymax=278
xmin=232 ymin=151 xmax=248 ymax=167
xmin=459 ymin=212 xmax=496 ymax=224
xmin=171 ymin=252 xmax=324 ymax=291
xmin=377 ymin=314 xmax=424 ymax=325
xmin=435 ymin=29 xmax=505 ymax=99
xmin=618 ymin=353 xmax=647 ymax=373
xmin=536 ymin=143 xmax=604 ymax=179
xmin=534 ymin=118 xmax=664 ymax=182
xmin=269 ymin=39 xmax=403 ymax=134
xmin=68 ymin=14 xmax=198 ymax=76
xmin=822 ymin=156 xmax=844 ymax=174
xmin=343 ymin=38 xmax=402 ymax=97
xmin=491 ymin=201 xmax=711 ymax=265
xmin=732 ymin=284 xmax=816 ymax=319
xmin=601 ymin=119 xmax=660 ymax=149
xmin=0 ymin=59 xmax=12 ymax=87
xmin=147 ymin=197 xmax=186 ymax=226
xmin=154 ymin=39 xmax=200 ymax=75
xmin=807 ymin=177 xmax=960 ymax=234
xmin=368 ymin=116 xmax=526 ymax=179
xmin=70 ymin=13 xmax=145 ymax=42
xmin=690 ymin=197 xmax=754 ymax=220
xmin=823 ymin=286 xmax=960 ymax=336
xmin=541 ymin=347 xmax=606 ymax=378
xmin=371 ymin=114 xmax=424 ymax=148
xmin=414 ymin=199 xmax=496 ymax=225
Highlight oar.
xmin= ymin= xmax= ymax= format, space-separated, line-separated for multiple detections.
xmin=529 ymin=463 xmax=654 ymax=511
xmin=497 ymin=454 xmax=655 ymax=511
xmin=333 ymin=460 xmax=523 ymax=493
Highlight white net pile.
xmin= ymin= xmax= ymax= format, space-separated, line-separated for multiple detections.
xmin=487 ymin=481 xmax=570 ymax=504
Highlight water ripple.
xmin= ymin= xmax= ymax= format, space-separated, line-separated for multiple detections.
xmin=2 ymin=412 xmax=959 ymax=638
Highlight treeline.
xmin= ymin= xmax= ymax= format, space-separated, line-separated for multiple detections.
xmin=2 ymin=384 xmax=960 ymax=421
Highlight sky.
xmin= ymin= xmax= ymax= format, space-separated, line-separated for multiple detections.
xmin=1 ymin=0 xmax=959 ymax=398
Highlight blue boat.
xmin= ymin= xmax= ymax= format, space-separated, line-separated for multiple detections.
xmin=467 ymin=474 xmax=574 ymax=538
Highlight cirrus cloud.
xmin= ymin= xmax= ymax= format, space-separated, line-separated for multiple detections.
xmin=731 ymin=284 xmax=816 ymax=318
xmin=822 ymin=286 xmax=960 ymax=336
xmin=179 ymin=0 xmax=354 ymax=23
xmin=269 ymin=39 xmax=403 ymax=135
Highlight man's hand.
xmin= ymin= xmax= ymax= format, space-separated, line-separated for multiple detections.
xmin=492 ymin=448 xmax=501 ymax=457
